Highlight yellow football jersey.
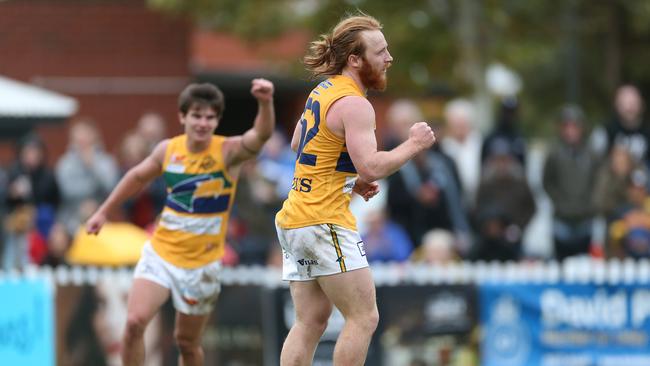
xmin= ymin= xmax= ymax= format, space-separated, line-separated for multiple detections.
xmin=151 ymin=135 xmax=237 ymax=268
xmin=276 ymin=75 xmax=364 ymax=231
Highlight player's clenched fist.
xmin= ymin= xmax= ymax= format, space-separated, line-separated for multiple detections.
xmin=409 ymin=122 xmax=436 ymax=150
xmin=85 ymin=211 xmax=106 ymax=235
xmin=251 ymin=78 xmax=274 ymax=102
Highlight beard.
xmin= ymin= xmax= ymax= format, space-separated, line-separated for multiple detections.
xmin=359 ymin=57 xmax=387 ymax=91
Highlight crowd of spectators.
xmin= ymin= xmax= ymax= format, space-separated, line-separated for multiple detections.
xmin=2 ymin=84 xmax=650 ymax=270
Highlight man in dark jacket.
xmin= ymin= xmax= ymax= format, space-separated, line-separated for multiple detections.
xmin=543 ymin=105 xmax=601 ymax=260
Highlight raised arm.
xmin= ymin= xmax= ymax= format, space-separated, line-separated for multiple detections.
xmin=340 ymin=96 xmax=435 ymax=182
xmin=85 ymin=140 xmax=168 ymax=234
xmin=224 ymin=78 xmax=276 ymax=167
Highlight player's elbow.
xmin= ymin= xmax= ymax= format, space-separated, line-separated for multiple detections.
xmin=256 ymin=129 xmax=272 ymax=143
xmin=356 ymin=168 xmax=380 ymax=183
xmin=128 ymin=168 xmax=149 ymax=185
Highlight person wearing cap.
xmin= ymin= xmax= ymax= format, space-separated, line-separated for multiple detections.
xmin=481 ymin=97 xmax=527 ymax=168
xmin=473 ymin=132 xmax=536 ymax=261
xmin=543 ymin=105 xmax=601 ymax=260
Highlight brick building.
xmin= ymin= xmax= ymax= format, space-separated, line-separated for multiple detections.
xmin=0 ymin=0 xmax=399 ymax=166
xmin=0 ymin=0 xmax=318 ymax=165
xmin=0 ymin=0 xmax=191 ymax=162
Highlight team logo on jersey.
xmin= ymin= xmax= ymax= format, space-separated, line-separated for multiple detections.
xmin=166 ymin=174 xmax=231 ymax=214
xmin=193 ymin=178 xmax=224 ymax=199
xmin=199 ymin=156 xmax=217 ymax=170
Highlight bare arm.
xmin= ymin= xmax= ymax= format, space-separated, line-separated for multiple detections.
xmin=353 ymin=178 xmax=380 ymax=201
xmin=290 ymin=119 xmax=302 ymax=152
xmin=340 ymin=97 xmax=435 ymax=182
xmin=224 ymin=78 xmax=276 ymax=167
xmin=85 ymin=140 xmax=168 ymax=234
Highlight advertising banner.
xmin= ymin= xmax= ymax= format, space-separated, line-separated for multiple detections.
xmin=55 ymin=279 xmax=173 ymax=366
xmin=270 ymin=288 xmax=363 ymax=366
xmin=201 ymin=285 xmax=269 ymax=366
xmin=0 ymin=278 xmax=54 ymax=366
xmin=270 ymin=284 xmax=478 ymax=366
xmin=480 ymin=283 xmax=650 ymax=366
xmin=376 ymin=285 xmax=478 ymax=366
xmin=56 ymin=281 xmax=268 ymax=366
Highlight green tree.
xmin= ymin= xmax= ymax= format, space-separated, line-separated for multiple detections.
xmin=148 ymin=0 xmax=650 ymax=135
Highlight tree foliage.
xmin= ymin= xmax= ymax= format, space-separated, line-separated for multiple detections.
xmin=148 ymin=0 xmax=650 ymax=135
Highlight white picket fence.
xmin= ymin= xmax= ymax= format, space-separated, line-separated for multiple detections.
xmin=3 ymin=257 xmax=650 ymax=287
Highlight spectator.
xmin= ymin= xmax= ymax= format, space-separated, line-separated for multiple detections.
xmin=386 ymin=100 xmax=471 ymax=251
xmin=3 ymin=134 xmax=60 ymax=269
xmin=601 ymin=85 xmax=650 ymax=165
xmin=136 ymin=112 xmax=167 ymax=153
xmin=225 ymin=213 xmax=268 ymax=265
xmin=592 ymin=143 xmax=643 ymax=222
xmin=136 ymin=113 xmax=169 ymax=224
xmin=410 ymin=229 xmax=457 ymax=265
xmin=231 ymin=131 xmax=293 ymax=249
xmin=231 ymin=160 xmax=282 ymax=258
xmin=543 ymin=105 xmax=601 ymax=260
xmin=40 ymin=221 xmax=71 ymax=267
xmin=440 ymin=98 xmax=483 ymax=207
xmin=6 ymin=134 xmax=60 ymax=213
xmin=361 ymin=208 xmax=413 ymax=263
xmin=481 ymin=97 xmax=527 ymax=168
xmin=473 ymin=141 xmax=536 ymax=261
xmin=117 ymin=131 xmax=166 ymax=228
xmin=255 ymin=129 xmax=295 ymax=202
xmin=55 ymin=119 xmax=119 ymax=234
xmin=2 ymin=204 xmax=35 ymax=270
xmin=609 ymin=168 xmax=650 ymax=258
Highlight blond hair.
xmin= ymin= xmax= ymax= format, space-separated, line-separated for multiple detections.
xmin=304 ymin=14 xmax=382 ymax=78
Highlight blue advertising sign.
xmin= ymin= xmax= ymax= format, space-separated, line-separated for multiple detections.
xmin=480 ymin=283 xmax=650 ymax=366
xmin=0 ymin=278 xmax=54 ymax=366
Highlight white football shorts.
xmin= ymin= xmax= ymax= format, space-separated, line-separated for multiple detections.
xmin=133 ymin=242 xmax=222 ymax=315
xmin=275 ymin=222 xmax=369 ymax=281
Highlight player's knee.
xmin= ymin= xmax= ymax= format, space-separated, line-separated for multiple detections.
xmin=124 ymin=314 xmax=148 ymax=339
xmin=368 ymin=307 xmax=380 ymax=331
xmin=354 ymin=307 xmax=379 ymax=334
xmin=175 ymin=332 xmax=201 ymax=356
xmin=298 ymin=312 xmax=329 ymax=335
xmin=312 ymin=314 xmax=330 ymax=335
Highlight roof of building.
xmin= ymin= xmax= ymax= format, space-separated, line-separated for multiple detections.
xmin=0 ymin=76 xmax=78 ymax=118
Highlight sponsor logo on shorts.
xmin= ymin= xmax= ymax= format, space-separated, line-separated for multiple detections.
xmin=182 ymin=296 xmax=199 ymax=306
xmin=297 ymin=259 xmax=318 ymax=266
xmin=181 ymin=291 xmax=200 ymax=306
xmin=140 ymin=262 xmax=158 ymax=276
xmin=357 ymin=241 xmax=366 ymax=256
